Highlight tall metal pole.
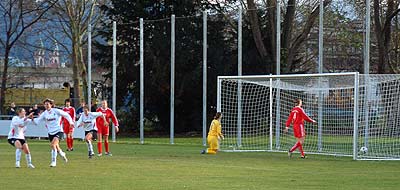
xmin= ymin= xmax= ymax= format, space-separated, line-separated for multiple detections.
xmin=353 ymin=72 xmax=360 ymax=160
xmin=237 ymin=7 xmax=243 ymax=148
xmin=202 ymin=11 xmax=207 ymax=147
xmin=112 ymin=21 xmax=117 ymax=142
xmin=170 ymin=15 xmax=175 ymax=145
xmin=276 ymin=0 xmax=281 ymax=75
xmin=364 ymin=0 xmax=371 ymax=150
xmin=88 ymin=23 xmax=92 ymax=111
xmin=317 ymin=0 xmax=324 ymax=152
xmin=139 ymin=18 xmax=144 ymax=144
xmin=275 ymin=0 xmax=282 ymax=149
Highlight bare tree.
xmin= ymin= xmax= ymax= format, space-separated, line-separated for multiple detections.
xmin=206 ymin=0 xmax=332 ymax=73
xmin=0 ymin=0 xmax=57 ymax=113
xmin=373 ymin=0 xmax=400 ymax=73
xmin=50 ymin=0 xmax=103 ymax=107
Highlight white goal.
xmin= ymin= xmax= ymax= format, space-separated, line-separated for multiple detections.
xmin=217 ymin=72 xmax=400 ymax=160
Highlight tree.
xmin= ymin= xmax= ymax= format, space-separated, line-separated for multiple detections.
xmin=95 ymin=0 xmax=236 ymax=133
xmin=49 ymin=0 xmax=104 ymax=107
xmin=373 ymin=0 xmax=400 ymax=73
xmin=207 ymin=0 xmax=332 ymax=74
xmin=0 ymin=0 xmax=56 ymax=113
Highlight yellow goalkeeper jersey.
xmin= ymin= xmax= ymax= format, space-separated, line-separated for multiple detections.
xmin=208 ymin=119 xmax=223 ymax=137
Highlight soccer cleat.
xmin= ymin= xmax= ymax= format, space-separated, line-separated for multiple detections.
xmin=200 ymin=150 xmax=206 ymax=154
xmin=97 ymin=153 xmax=102 ymax=157
xmin=50 ymin=162 xmax=57 ymax=167
xmin=288 ymin=150 xmax=292 ymax=158
xmin=15 ymin=162 xmax=21 ymax=168
xmin=300 ymin=155 xmax=307 ymax=159
xmin=28 ymin=164 xmax=35 ymax=169
xmin=88 ymin=152 xmax=94 ymax=159
xmin=59 ymin=152 xmax=68 ymax=163
xmin=105 ymin=152 xmax=112 ymax=156
xmin=70 ymin=148 xmax=74 ymax=151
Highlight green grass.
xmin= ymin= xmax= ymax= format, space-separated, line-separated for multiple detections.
xmin=1 ymin=137 xmax=400 ymax=190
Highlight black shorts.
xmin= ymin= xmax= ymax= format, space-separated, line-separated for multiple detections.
xmin=85 ymin=130 xmax=97 ymax=140
xmin=8 ymin=138 xmax=26 ymax=146
xmin=48 ymin=132 xmax=64 ymax=142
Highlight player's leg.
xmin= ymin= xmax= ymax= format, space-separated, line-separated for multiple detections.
xmin=97 ymin=127 xmax=103 ymax=156
xmin=85 ymin=132 xmax=94 ymax=158
xmin=67 ymin=131 xmax=74 ymax=151
xmin=103 ymin=125 xmax=111 ymax=155
xmin=297 ymin=136 xmax=306 ymax=158
xmin=22 ymin=142 xmax=34 ymax=168
xmin=104 ymin=135 xmax=111 ymax=156
xmin=289 ymin=126 xmax=301 ymax=154
xmin=63 ymin=124 xmax=71 ymax=150
xmin=207 ymin=136 xmax=218 ymax=154
xmin=14 ymin=140 xmax=22 ymax=168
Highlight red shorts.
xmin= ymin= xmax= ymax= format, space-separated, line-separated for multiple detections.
xmin=63 ymin=122 xmax=74 ymax=134
xmin=293 ymin=124 xmax=306 ymax=138
xmin=97 ymin=125 xmax=109 ymax=136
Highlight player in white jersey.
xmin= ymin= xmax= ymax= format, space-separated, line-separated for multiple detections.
xmin=32 ymin=98 xmax=74 ymax=167
xmin=8 ymin=108 xmax=35 ymax=168
xmin=76 ymin=106 xmax=108 ymax=158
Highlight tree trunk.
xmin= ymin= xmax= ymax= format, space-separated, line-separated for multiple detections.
xmin=285 ymin=0 xmax=332 ymax=73
xmin=246 ymin=0 xmax=269 ymax=71
xmin=79 ymin=46 xmax=88 ymax=107
xmin=72 ymin=40 xmax=81 ymax=107
xmin=0 ymin=47 xmax=11 ymax=114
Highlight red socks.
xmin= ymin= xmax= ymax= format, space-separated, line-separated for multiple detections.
xmin=290 ymin=142 xmax=305 ymax=156
xmin=70 ymin=137 xmax=73 ymax=149
xmin=298 ymin=143 xmax=304 ymax=157
xmin=66 ymin=137 xmax=74 ymax=150
xmin=98 ymin=142 xmax=102 ymax=154
xmin=105 ymin=141 xmax=109 ymax=153
xmin=290 ymin=142 xmax=300 ymax=152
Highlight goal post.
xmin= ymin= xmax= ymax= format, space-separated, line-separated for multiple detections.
xmin=217 ymin=72 xmax=400 ymax=160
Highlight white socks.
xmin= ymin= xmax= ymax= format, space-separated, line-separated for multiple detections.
xmin=51 ymin=149 xmax=58 ymax=162
xmin=87 ymin=141 xmax=93 ymax=153
xmin=16 ymin=149 xmax=21 ymax=163
xmin=26 ymin=154 xmax=32 ymax=165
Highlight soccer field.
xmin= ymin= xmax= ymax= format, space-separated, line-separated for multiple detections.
xmin=0 ymin=138 xmax=399 ymax=190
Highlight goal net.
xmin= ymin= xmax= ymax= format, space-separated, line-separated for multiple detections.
xmin=217 ymin=72 xmax=400 ymax=160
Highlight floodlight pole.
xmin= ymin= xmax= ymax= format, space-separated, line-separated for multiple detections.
xmin=237 ymin=7 xmax=243 ymax=148
xmin=317 ymin=0 xmax=324 ymax=152
xmin=275 ymin=0 xmax=282 ymax=150
xmin=112 ymin=21 xmax=117 ymax=142
xmin=202 ymin=11 xmax=207 ymax=147
xmin=88 ymin=23 xmax=92 ymax=111
xmin=170 ymin=15 xmax=175 ymax=145
xmin=140 ymin=18 xmax=144 ymax=144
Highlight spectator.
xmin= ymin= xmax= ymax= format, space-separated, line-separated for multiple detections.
xmin=7 ymin=102 xmax=17 ymax=116
xmin=91 ymin=102 xmax=97 ymax=112
xmin=76 ymin=101 xmax=86 ymax=120
xmin=30 ymin=104 xmax=40 ymax=116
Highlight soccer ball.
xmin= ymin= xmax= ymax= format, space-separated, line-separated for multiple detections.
xmin=360 ymin=146 xmax=368 ymax=154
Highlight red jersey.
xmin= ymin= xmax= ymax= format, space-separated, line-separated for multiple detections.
xmin=96 ymin=107 xmax=119 ymax=128
xmin=62 ymin=106 xmax=76 ymax=123
xmin=285 ymin=106 xmax=314 ymax=127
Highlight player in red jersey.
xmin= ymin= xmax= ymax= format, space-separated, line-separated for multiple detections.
xmin=284 ymin=99 xmax=316 ymax=158
xmin=62 ymin=99 xmax=76 ymax=151
xmin=96 ymin=100 xmax=119 ymax=156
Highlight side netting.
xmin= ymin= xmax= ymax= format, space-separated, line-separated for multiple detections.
xmin=357 ymin=75 xmax=400 ymax=160
xmin=217 ymin=73 xmax=400 ymax=160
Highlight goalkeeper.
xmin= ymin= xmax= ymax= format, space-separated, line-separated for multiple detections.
xmin=284 ymin=99 xmax=316 ymax=158
xmin=201 ymin=112 xmax=224 ymax=154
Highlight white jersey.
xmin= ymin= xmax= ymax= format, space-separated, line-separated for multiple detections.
xmin=76 ymin=112 xmax=103 ymax=131
xmin=8 ymin=116 xmax=33 ymax=139
xmin=34 ymin=108 xmax=74 ymax=135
